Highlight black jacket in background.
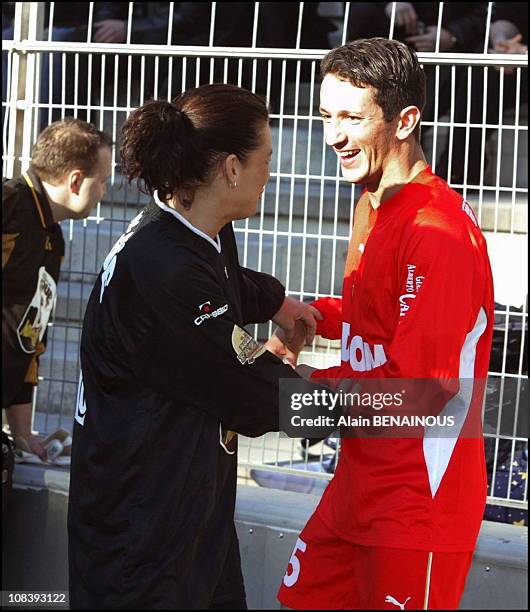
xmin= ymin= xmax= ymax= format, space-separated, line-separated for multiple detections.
xmin=2 ymin=167 xmax=64 ymax=408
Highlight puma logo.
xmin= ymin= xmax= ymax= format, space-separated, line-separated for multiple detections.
xmin=385 ymin=595 xmax=411 ymax=610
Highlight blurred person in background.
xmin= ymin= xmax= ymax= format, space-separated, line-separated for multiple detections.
xmin=125 ymin=2 xmax=335 ymax=103
xmin=436 ymin=1 xmax=528 ymax=185
xmin=3 ymin=2 xmax=335 ymax=130
xmin=2 ymin=2 xmax=128 ymax=129
xmin=344 ymin=3 xmax=489 ymax=171
xmin=2 ymin=118 xmax=112 ymax=462
xmin=346 ymin=2 xmax=487 ymax=54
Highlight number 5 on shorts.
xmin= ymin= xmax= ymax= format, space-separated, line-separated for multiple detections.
xmin=283 ymin=537 xmax=307 ymax=587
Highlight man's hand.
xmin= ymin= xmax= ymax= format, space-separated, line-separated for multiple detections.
xmin=266 ymin=317 xmax=313 ymax=365
xmin=272 ymin=297 xmax=323 ymax=347
xmin=385 ymin=2 xmax=418 ymax=36
xmin=275 ymin=319 xmax=308 ymax=359
xmin=14 ymin=434 xmax=47 ymax=461
xmin=406 ymin=26 xmax=456 ymax=52
xmin=264 ymin=332 xmax=299 ymax=367
xmin=494 ymin=33 xmax=527 ymax=55
xmin=6 ymin=402 xmax=47 ymax=461
xmin=492 ymin=34 xmax=527 ymax=75
xmin=93 ymin=20 xmax=127 ymax=43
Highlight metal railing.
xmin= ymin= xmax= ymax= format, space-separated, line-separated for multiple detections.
xmin=2 ymin=2 xmax=528 ymax=514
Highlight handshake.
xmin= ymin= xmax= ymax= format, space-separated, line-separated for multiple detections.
xmin=264 ymin=297 xmax=323 ymax=367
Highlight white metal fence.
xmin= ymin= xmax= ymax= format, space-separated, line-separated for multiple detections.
xmin=2 ymin=2 xmax=528 ymax=515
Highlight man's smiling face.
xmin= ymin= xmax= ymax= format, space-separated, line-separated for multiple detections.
xmin=320 ymin=73 xmax=398 ymax=188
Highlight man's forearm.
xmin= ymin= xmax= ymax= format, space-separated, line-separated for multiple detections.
xmin=5 ymin=401 xmax=47 ymax=460
xmin=5 ymin=402 xmax=34 ymax=438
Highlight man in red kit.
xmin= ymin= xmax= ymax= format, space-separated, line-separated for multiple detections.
xmin=276 ymin=38 xmax=494 ymax=610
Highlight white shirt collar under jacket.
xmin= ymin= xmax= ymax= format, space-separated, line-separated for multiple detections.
xmin=154 ymin=190 xmax=222 ymax=253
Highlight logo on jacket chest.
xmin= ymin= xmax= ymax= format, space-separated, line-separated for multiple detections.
xmin=399 ymin=264 xmax=424 ymax=318
xmin=341 ymin=322 xmax=387 ymax=372
xmin=194 ymin=301 xmax=229 ymax=325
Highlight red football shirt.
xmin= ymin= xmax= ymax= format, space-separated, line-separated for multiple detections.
xmin=310 ymin=167 xmax=494 ymax=552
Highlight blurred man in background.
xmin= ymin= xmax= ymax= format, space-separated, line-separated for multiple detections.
xmin=2 ymin=118 xmax=112 ymax=461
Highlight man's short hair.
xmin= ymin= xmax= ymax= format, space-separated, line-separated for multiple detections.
xmin=31 ymin=118 xmax=112 ymax=184
xmin=321 ymin=38 xmax=426 ymax=138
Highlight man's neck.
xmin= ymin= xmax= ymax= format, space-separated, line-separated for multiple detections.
xmin=40 ymin=180 xmax=70 ymax=223
xmin=367 ymin=142 xmax=428 ymax=206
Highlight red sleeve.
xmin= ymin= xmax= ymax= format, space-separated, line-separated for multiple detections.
xmin=312 ymin=219 xmax=492 ymax=383
xmin=311 ymin=297 xmax=343 ymax=340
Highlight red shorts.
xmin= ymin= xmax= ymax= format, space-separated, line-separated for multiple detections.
xmin=277 ymin=513 xmax=474 ymax=610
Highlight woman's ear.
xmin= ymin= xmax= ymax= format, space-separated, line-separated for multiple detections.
xmin=223 ymin=153 xmax=241 ymax=187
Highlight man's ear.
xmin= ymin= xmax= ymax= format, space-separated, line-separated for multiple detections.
xmin=68 ymin=169 xmax=83 ymax=195
xmin=396 ymin=106 xmax=421 ymax=141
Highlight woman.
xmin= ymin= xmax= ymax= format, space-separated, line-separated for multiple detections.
xmin=67 ymin=84 xmax=318 ymax=609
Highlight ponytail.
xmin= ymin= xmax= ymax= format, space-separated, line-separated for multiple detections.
xmin=120 ymin=100 xmax=203 ymax=206
xmin=120 ymin=85 xmax=269 ymax=208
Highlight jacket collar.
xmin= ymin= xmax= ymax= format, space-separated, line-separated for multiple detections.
xmin=153 ymin=190 xmax=222 ymax=254
xmin=22 ymin=166 xmax=57 ymax=228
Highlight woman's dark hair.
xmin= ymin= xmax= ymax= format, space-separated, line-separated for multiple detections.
xmin=119 ymin=84 xmax=269 ymax=207
xmin=321 ymin=38 xmax=426 ymax=139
